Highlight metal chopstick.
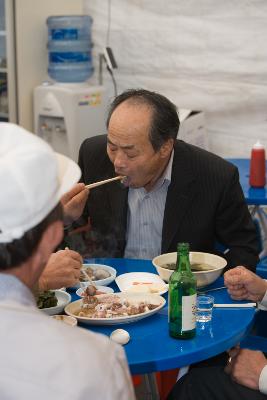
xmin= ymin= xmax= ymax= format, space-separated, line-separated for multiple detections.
xmin=197 ymin=286 xmax=227 ymax=294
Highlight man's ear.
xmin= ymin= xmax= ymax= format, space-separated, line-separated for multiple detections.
xmin=36 ymin=220 xmax=63 ymax=261
xmin=159 ymin=138 xmax=174 ymax=158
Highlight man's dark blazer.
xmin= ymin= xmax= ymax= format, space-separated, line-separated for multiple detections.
xmin=77 ymin=135 xmax=259 ymax=270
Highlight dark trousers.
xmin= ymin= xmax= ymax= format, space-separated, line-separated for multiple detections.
xmin=167 ymin=353 xmax=267 ymax=400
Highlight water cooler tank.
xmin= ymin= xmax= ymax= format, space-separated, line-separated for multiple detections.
xmin=34 ymin=82 xmax=107 ymax=161
xmin=47 ymin=15 xmax=94 ymax=83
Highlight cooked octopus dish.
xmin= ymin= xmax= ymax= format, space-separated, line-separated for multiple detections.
xmin=75 ymin=293 xmax=159 ymax=319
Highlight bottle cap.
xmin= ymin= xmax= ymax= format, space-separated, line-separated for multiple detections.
xmin=177 ymin=242 xmax=189 ymax=251
xmin=252 ymin=140 xmax=265 ymax=150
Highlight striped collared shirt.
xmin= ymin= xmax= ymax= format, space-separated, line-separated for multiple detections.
xmin=124 ymin=151 xmax=174 ymax=260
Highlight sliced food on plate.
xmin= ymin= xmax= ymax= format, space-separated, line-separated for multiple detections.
xmin=115 ymin=272 xmax=168 ymax=295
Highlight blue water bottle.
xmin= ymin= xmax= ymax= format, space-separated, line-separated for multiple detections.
xmin=47 ymin=15 xmax=94 ymax=83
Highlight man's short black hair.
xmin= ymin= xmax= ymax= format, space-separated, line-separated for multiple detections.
xmin=0 ymin=203 xmax=63 ymax=270
xmin=106 ymin=89 xmax=180 ymax=151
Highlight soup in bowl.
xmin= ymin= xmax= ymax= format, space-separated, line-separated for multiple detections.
xmin=152 ymin=251 xmax=227 ymax=288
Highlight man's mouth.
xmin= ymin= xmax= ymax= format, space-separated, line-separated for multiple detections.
xmin=121 ymin=176 xmax=131 ymax=187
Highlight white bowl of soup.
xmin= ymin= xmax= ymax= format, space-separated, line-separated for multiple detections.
xmin=152 ymin=251 xmax=227 ymax=288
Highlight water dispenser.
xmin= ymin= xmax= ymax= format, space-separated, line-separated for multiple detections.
xmin=34 ymin=82 xmax=107 ymax=161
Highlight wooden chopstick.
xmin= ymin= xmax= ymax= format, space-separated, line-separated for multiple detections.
xmin=80 ymin=268 xmax=96 ymax=288
xmin=85 ymin=175 xmax=125 ymax=190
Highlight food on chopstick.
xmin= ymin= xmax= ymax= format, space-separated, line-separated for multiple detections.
xmin=79 ymin=267 xmax=111 ymax=282
xmin=80 ymin=285 xmax=106 ymax=297
xmin=36 ymin=290 xmax=58 ymax=309
xmin=161 ymin=262 xmax=215 ymax=272
xmin=75 ymin=293 xmax=160 ymax=319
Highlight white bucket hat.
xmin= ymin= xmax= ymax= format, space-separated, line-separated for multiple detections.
xmin=0 ymin=123 xmax=81 ymax=243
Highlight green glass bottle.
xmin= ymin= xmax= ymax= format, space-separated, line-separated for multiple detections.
xmin=168 ymin=242 xmax=197 ymax=339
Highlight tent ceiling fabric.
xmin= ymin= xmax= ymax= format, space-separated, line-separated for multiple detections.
xmin=84 ymin=0 xmax=267 ymax=157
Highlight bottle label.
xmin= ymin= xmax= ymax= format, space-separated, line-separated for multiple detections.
xmin=182 ymin=294 xmax=196 ymax=331
xmin=49 ymin=52 xmax=91 ymax=63
xmin=51 ymin=28 xmax=78 ymax=40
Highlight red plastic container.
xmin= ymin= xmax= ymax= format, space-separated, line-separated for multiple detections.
xmin=249 ymin=141 xmax=266 ymax=188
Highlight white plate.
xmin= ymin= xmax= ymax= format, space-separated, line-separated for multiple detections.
xmin=73 ymin=264 xmax=117 ymax=288
xmin=40 ymin=290 xmax=71 ymax=316
xmin=76 ymin=285 xmax=114 ymax=297
xmin=64 ymin=292 xmax=166 ymax=325
xmin=115 ymin=272 xmax=168 ymax=295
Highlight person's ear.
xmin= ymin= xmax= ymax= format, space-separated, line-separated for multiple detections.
xmin=159 ymin=138 xmax=174 ymax=158
xmin=36 ymin=221 xmax=63 ymax=262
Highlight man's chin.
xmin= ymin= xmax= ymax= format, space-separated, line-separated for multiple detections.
xmin=120 ymin=176 xmax=143 ymax=189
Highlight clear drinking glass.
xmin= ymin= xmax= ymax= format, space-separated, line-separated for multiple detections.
xmin=196 ymin=295 xmax=214 ymax=322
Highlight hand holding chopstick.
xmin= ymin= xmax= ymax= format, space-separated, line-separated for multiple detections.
xmin=65 ymin=247 xmax=96 ymax=289
xmin=85 ymin=175 xmax=126 ymax=190
xmin=61 ymin=182 xmax=89 ymax=224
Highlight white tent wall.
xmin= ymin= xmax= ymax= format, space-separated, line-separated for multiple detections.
xmin=84 ymin=0 xmax=267 ymax=158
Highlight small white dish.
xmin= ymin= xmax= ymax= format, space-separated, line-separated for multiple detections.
xmin=76 ymin=285 xmax=114 ymax=297
xmin=115 ymin=272 xmax=168 ymax=295
xmin=51 ymin=315 xmax=77 ymax=327
xmin=40 ymin=290 xmax=71 ymax=316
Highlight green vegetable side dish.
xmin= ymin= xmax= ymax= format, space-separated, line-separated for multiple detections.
xmin=37 ymin=291 xmax=58 ymax=309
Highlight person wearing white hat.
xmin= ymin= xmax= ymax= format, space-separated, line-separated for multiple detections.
xmin=0 ymin=123 xmax=135 ymax=400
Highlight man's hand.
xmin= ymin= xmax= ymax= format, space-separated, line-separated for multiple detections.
xmin=225 ymin=348 xmax=267 ymax=390
xmin=224 ymin=266 xmax=267 ymax=302
xmin=39 ymin=249 xmax=82 ymax=290
xmin=61 ymin=183 xmax=89 ymax=225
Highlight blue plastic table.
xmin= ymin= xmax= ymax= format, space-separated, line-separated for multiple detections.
xmin=227 ymin=158 xmax=267 ymax=259
xmin=227 ymin=158 xmax=267 ymax=205
xmin=70 ymin=258 xmax=255 ymax=376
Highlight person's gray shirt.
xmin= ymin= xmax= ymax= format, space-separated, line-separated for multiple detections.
xmin=0 ymin=273 xmax=35 ymax=306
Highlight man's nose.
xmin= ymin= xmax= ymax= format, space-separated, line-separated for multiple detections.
xmin=113 ymin=151 xmax=127 ymax=169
